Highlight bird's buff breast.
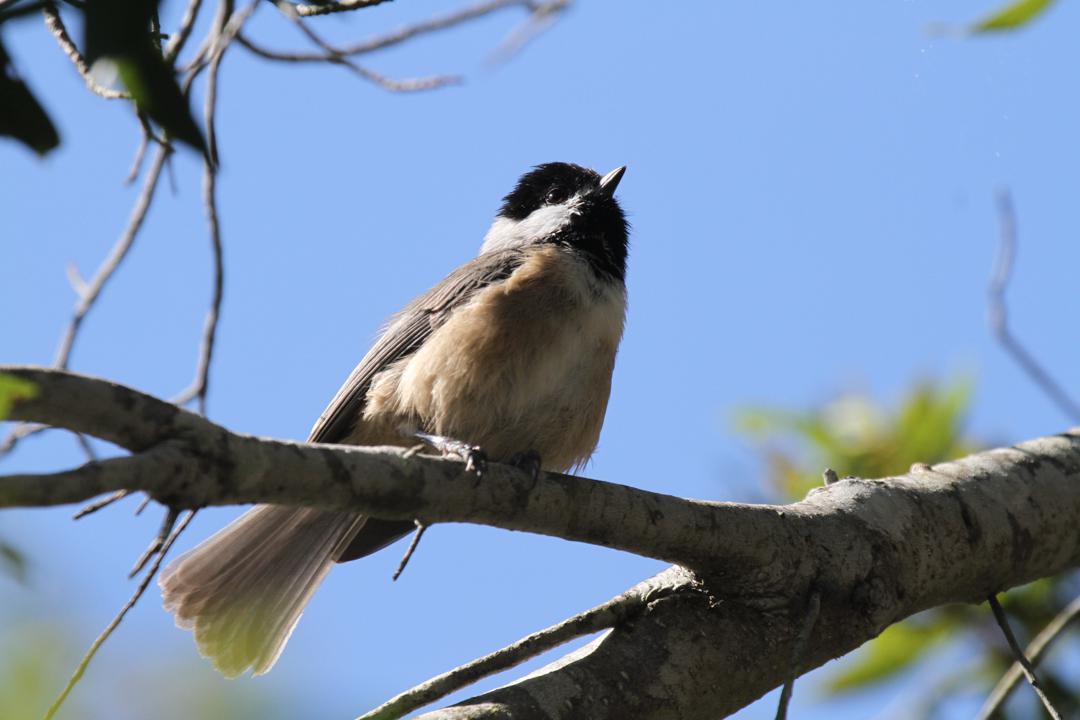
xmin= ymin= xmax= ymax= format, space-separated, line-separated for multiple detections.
xmin=364 ymin=246 xmax=626 ymax=471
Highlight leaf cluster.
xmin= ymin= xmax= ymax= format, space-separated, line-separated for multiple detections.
xmin=1 ymin=0 xmax=207 ymax=158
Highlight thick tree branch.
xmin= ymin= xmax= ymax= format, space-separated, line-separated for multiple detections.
xmin=3 ymin=365 xmax=1080 ymax=719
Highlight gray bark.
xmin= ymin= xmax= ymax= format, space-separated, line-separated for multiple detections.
xmin=2 ymin=365 xmax=1079 ymax=719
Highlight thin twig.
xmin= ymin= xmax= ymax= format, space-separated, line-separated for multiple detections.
xmin=0 ymin=422 xmax=44 ymax=457
xmin=486 ymin=0 xmax=569 ymax=66
xmin=129 ymin=506 xmax=180 ymax=578
xmin=986 ymin=594 xmax=1062 ymax=720
xmin=356 ymin=583 xmax=648 ymax=720
xmin=168 ymin=1 xmax=237 ymax=412
xmin=172 ymin=161 xmax=224 ymax=413
xmin=978 ymin=594 xmax=1080 ymax=720
xmin=237 ymin=31 xmax=459 ymax=92
xmin=990 ymin=190 xmax=1080 ymax=423
xmin=41 ymin=2 xmax=129 ymax=100
xmin=292 ymin=0 xmax=390 ymax=18
xmin=164 ymin=0 xmax=206 ymax=64
xmin=201 ymin=0 xmax=232 ymax=167
xmin=775 ymin=589 xmax=821 ymax=720
xmin=0 ymin=146 xmax=169 ymax=458
xmin=391 ymin=520 xmax=427 ymax=581
xmin=55 ymin=146 xmax=169 ymax=369
xmin=0 ymin=0 xmax=48 ymax=22
xmin=72 ymin=431 xmax=98 ymax=461
xmin=124 ymin=131 xmax=150 ymax=185
xmin=72 ymin=489 xmax=130 ymax=520
xmin=124 ymin=116 xmax=163 ymax=185
xmin=44 ymin=510 xmax=196 ymax=720
xmin=255 ymin=0 xmax=552 ymax=60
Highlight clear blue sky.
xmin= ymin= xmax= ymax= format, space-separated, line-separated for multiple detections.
xmin=3 ymin=0 xmax=1079 ymax=718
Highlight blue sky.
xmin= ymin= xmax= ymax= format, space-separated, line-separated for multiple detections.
xmin=3 ymin=0 xmax=1079 ymax=718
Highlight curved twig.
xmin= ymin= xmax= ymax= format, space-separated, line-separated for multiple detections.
xmin=164 ymin=0 xmax=206 ymax=64
xmin=291 ymin=0 xmax=389 ymax=18
xmin=986 ymin=595 xmax=1062 ymax=719
xmin=237 ymin=30 xmax=459 ymax=92
xmin=250 ymin=0 xmax=557 ymax=61
xmin=0 ymin=146 xmax=169 ymax=459
xmin=41 ymin=2 xmax=129 ymax=100
xmin=990 ymin=190 xmax=1080 ymax=422
xmin=978 ymin=594 xmax=1080 ymax=719
xmin=43 ymin=510 xmax=195 ymax=720
xmin=775 ymin=589 xmax=821 ymax=720
xmin=357 ymin=572 xmax=661 ymax=720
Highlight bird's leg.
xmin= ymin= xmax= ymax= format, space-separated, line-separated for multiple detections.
xmin=413 ymin=430 xmax=487 ymax=475
xmin=507 ymin=449 xmax=543 ymax=483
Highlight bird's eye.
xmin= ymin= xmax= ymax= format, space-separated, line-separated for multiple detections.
xmin=545 ymin=188 xmax=568 ymax=205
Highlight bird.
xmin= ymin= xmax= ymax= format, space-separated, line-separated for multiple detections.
xmin=159 ymin=162 xmax=631 ymax=677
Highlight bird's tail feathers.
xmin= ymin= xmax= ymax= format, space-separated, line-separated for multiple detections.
xmin=159 ymin=505 xmax=365 ymax=677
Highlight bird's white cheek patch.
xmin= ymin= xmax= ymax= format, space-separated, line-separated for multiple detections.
xmin=480 ymin=198 xmax=580 ymax=253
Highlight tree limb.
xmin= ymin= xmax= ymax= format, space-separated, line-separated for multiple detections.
xmin=3 ymin=365 xmax=1080 ymax=719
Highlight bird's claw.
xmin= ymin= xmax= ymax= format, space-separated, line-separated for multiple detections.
xmin=413 ymin=431 xmax=487 ymax=476
xmin=463 ymin=446 xmax=488 ymax=476
xmin=508 ymin=449 xmax=542 ymax=482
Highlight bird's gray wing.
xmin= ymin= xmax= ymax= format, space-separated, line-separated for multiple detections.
xmin=308 ymin=247 xmax=529 ymax=443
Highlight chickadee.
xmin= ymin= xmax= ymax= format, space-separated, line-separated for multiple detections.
xmin=160 ymin=162 xmax=630 ymax=676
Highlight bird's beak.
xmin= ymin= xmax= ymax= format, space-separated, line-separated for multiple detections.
xmin=598 ymin=166 xmax=627 ymax=196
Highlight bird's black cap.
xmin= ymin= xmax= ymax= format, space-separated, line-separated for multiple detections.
xmin=498 ymin=162 xmax=630 ymax=282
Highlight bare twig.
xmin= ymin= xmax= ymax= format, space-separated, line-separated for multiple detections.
xmin=252 ymin=0 xmax=558 ymax=61
xmin=0 ymin=146 xmax=169 ymax=458
xmin=73 ymin=430 xmax=98 ymax=461
xmin=173 ymin=161 xmax=224 ymax=414
xmin=775 ymin=589 xmax=821 ymax=720
xmin=201 ymin=0 xmax=232 ymax=168
xmin=292 ymin=0 xmax=389 ymax=18
xmin=0 ymin=422 xmax=43 ymax=457
xmin=237 ymin=30 xmax=459 ymax=92
xmin=990 ymin=190 xmax=1080 ymax=422
xmin=486 ymin=0 xmax=569 ymax=66
xmin=43 ymin=510 xmax=195 ymax=720
xmin=55 ymin=146 xmax=169 ymax=369
xmin=356 ymin=580 xmax=649 ymax=720
xmin=978 ymin=594 xmax=1080 ymax=720
xmin=985 ymin=594 xmax=1062 ymax=720
xmin=391 ymin=520 xmax=427 ymax=581
xmin=72 ymin=489 xmax=129 ymax=520
xmin=41 ymin=2 xmax=129 ymax=100
xmin=124 ymin=129 xmax=151 ymax=185
xmin=0 ymin=0 xmax=48 ymax=22
xmin=129 ymin=506 xmax=180 ymax=578
xmin=164 ymin=0 xmax=206 ymax=64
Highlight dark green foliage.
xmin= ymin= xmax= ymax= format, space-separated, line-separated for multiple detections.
xmin=83 ymin=0 xmax=208 ymax=157
xmin=0 ymin=38 xmax=60 ymax=155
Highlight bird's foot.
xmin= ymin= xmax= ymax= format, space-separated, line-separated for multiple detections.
xmin=507 ymin=449 xmax=543 ymax=483
xmin=414 ymin=431 xmax=488 ymax=476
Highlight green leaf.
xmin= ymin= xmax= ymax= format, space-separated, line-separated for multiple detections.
xmin=0 ymin=374 xmax=37 ymax=420
xmin=83 ymin=0 xmax=208 ymax=157
xmin=0 ymin=38 xmax=60 ymax=156
xmin=825 ymin=616 xmax=955 ymax=692
xmin=972 ymin=0 xmax=1056 ymax=33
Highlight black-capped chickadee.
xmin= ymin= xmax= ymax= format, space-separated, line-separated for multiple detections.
xmin=159 ymin=162 xmax=630 ymax=676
